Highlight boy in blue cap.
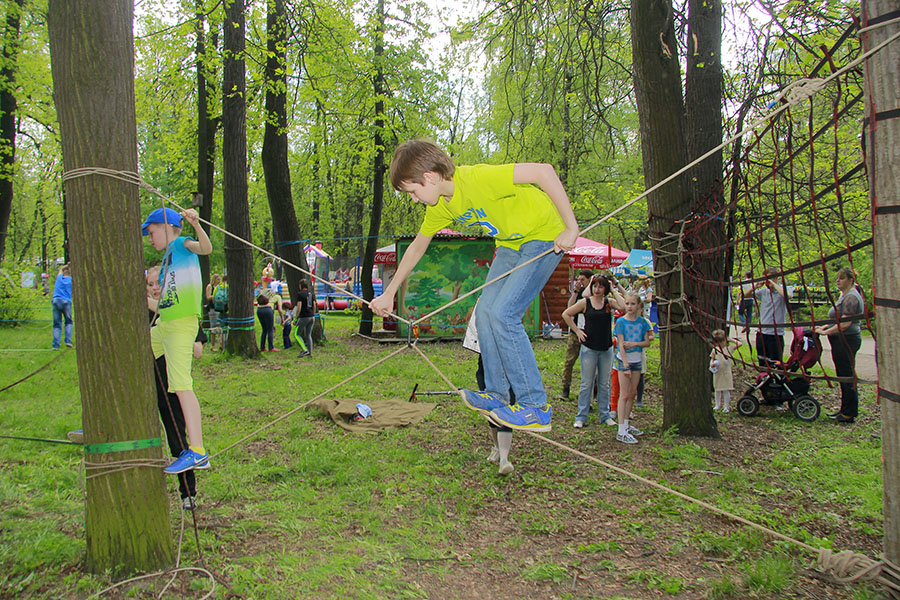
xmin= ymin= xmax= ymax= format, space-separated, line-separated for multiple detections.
xmin=370 ymin=140 xmax=578 ymax=432
xmin=142 ymin=206 xmax=213 ymax=473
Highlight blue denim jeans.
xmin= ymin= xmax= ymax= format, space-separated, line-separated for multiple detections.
xmin=51 ymin=299 xmax=73 ymax=348
xmin=576 ymin=345 xmax=613 ymax=423
xmin=475 ymin=240 xmax=562 ymax=408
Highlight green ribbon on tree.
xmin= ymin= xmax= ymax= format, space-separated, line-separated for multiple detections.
xmin=83 ymin=437 xmax=162 ymax=454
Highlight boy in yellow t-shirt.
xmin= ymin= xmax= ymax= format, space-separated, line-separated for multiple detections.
xmin=369 ymin=140 xmax=578 ymax=432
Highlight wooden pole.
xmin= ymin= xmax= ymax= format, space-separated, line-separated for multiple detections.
xmin=861 ymin=0 xmax=900 ymax=578
xmin=48 ymin=0 xmax=173 ymax=572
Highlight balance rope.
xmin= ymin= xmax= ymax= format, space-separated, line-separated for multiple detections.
xmin=409 ymin=344 xmax=900 ymax=594
xmin=0 ymin=346 xmax=71 ymax=393
xmin=61 ymin=169 xmax=413 ymax=327
xmin=411 ymin=23 xmax=900 ymax=329
xmin=207 ymin=344 xmax=409 ymax=460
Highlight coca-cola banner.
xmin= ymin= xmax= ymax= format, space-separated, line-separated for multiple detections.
xmin=568 ymin=237 xmax=628 ymax=269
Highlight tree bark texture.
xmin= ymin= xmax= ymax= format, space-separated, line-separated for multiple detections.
xmin=48 ymin=0 xmax=173 ymax=573
xmin=0 ymin=0 xmax=22 ymax=263
xmin=222 ymin=0 xmax=257 ymax=357
xmin=359 ymin=0 xmax=386 ymax=336
xmin=862 ymin=0 xmax=900 ymax=577
xmin=631 ymin=0 xmax=719 ymax=437
xmin=262 ymin=0 xmax=309 ymax=308
xmin=685 ymin=0 xmax=727 ymax=333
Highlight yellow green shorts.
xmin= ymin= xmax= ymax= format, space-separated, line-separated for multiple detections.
xmin=150 ymin=315 xmax=197 ymax=392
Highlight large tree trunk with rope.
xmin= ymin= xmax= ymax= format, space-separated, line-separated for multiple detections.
xmin=630 ymin=0 xmax=720 ymax=437
xmin=262 ymin=0 xmax=309 ymax=310
xmin=48 ymin=0 xmax=174 ymax=573
xmin=863 ymin=0 xmax=900 ymax=575
xmin=222 ymin=0 xmax=258 ymax=357
xmin=359 ymin=0 xmax=386 ymax=337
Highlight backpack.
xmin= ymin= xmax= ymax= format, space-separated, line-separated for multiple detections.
xmin=214 ymin=286 xmax=228 ymax=312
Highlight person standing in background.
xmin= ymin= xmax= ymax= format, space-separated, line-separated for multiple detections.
xmin=51 ymin=264 xmax=74 ymax=349
xmin=559 ymin=270 xmax=593 ymax=400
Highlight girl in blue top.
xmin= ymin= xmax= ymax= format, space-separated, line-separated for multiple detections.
xmin=613 ymin=292 xmax=654 ymax=444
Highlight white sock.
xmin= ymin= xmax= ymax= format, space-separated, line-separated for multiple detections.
xmin=618 ymin=423 xmax=627 ymax=436
xmin=623 ymin=418 xmax=630 ymax=431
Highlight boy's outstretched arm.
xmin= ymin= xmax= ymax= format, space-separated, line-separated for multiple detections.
xmin=513 ymin=163 xmax=579 ymax=253
xmin=370 ymin=232 xmax=433 ymax=317
xmin=181 ymin=209 xmax=213 ymax=255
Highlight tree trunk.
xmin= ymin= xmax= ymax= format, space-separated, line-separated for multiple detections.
xmin=196 ymin=1 xmax=216 ymax=288
xmin=863 ymin=0 xmax=900 ymax=578
xmin=312 ymin=98 xmax=323 ymax=226
xmin=359 ymin=0 xmax=386 ymax=336
xmin=630 ymin=0 xmax=719 ymax=437
xmin=262 ymin=0 xmax=309 ymax=307
xmin=0 ymin=0 xmax=22 ymax=263
xmin=222 ymin=0 xmax=257 ymax=357
xmin=685 ymin=0 xmax=727 ymax=331
xmin=48 ymin=0 xmax=173 ymax=573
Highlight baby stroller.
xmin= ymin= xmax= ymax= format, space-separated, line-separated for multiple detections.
xmin=737 ymin=327 xmax=822 ymax=422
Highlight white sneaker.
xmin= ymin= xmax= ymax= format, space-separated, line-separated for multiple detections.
xmin=627 ymin=425 xmax=644 ymax=436
xmin=498 ymin=460 xmax=514 ymax=475
xmin=602 ymin=417 xmax=617 ymax=426
xmin=573 ymin=421 xmax=584 ymax=429
xmin=722 ymin=408 xmax=730 ymax=414
xmin=616 ymin=432 xmax=638 ymax=444
xmin=182 ymin=496 xmax=197 ymax=511
xmin=487 ymin=446 xmax=500 ymax=463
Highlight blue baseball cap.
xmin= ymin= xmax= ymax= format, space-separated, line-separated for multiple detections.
xmin=142 ymin=207 xmax=182 ymax=235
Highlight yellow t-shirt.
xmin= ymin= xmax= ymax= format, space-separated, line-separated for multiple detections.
xmin=418 ymin=164 xmax=565 ymax=251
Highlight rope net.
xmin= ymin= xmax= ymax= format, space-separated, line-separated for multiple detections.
xmin=676 ymin=21 xmax=874 ymax=385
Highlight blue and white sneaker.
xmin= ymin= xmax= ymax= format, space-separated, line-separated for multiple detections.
xmin=489 ymin=404 xmax=552 ymax=432
xmin=164 ymin=449 xmax=210 ymax=474
xmin=459 ymin=389 xmax=507 ymax=416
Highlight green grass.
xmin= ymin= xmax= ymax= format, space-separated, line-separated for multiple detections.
xmin=0 ymin=304 xmax=886 ymax=599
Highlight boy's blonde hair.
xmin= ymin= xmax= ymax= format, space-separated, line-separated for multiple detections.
xmin=389 ymin=139 xmax=455 ymax=190
xmin=712 ymin=329 xmax=727 ymax=344
xmin=146 ymin=265 xmax=161 ymax=281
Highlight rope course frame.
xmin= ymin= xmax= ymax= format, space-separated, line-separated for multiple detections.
xmin=672 ymin=19 xmax=886 ymax=393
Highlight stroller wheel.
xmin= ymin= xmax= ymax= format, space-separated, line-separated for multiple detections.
xmin=791 ymin=394 xmax=820 ymax=422
xmin=737 ymin=394 xmax=759 ymax=417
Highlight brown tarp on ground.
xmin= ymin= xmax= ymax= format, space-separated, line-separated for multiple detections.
xmin=313 ymin=398 xmax=436 ymax=433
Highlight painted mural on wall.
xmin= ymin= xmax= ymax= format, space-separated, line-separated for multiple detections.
xmin=398 ymin=237 xmax=495 ymax=337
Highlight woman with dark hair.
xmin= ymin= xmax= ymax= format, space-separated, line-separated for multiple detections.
xmin=562 ymin=274 xmax=626 ymax=429
xmin=256 ymin=293 xmax=277 ymax=351
xmin=815 ymin=267 xmax=865 ymax=423
xmin=295 ymin=279 xmax=315 ymax=358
